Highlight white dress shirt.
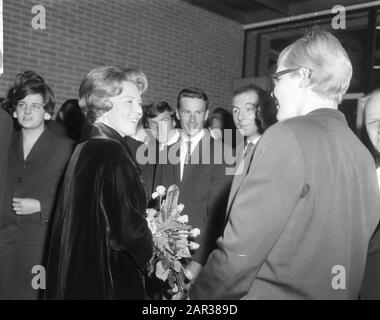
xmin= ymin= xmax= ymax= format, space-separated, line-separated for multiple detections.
xmin=180 ymin=129 xmax=205 ymax=181
xmin=159 ymin=129 xmax=180 ymax=151
xmin=243 ymin=135 xmax=261 ymax=156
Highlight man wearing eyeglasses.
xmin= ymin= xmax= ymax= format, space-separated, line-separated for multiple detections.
xmin=190 ymin=30 xmax=380 ymax=300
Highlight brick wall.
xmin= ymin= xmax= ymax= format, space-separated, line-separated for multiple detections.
xmin=1 ymin=0 xmax=244 ymax=112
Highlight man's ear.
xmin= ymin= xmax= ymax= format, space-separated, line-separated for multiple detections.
xmin=176 ymin=109 xmax=180 ymax=120
xmin=299 ymin=67 xmax=312 ymax=88
xmin=204 ymin=109 xmax=209 ymax=121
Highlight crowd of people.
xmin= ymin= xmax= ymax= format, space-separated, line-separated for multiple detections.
xmin=0 ymin=29 xmax=380 ymax=300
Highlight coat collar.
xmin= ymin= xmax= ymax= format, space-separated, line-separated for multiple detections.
xmin=307 ymin=108 xmax=347 ymax=124
xmin=80 ymin=122 xmax=141 ymax=174
xmin=80 ymin=122 xmax=125 ymax=144
xmin=12 ymin=127 xmax=54 ymax=164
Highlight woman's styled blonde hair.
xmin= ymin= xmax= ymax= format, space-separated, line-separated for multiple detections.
xmin=278 ymin=29 xmax=352 ymax=104
xmin=79 ymin=65 xmax=148 ymax=123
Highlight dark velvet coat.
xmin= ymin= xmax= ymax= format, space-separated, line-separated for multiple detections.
xmin=45 ymin=123 xmax=153 ymax=300
xmin=123 ymin=135 xmax=157 ymax=203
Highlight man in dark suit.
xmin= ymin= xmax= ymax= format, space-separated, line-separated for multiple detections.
xmin=363 ymin=90 xmax=380 ymax=186
xmin=190 ymin=30 xmax=380 ymax=300
xmin=360 ymin=90 xmax=380 ymax=299
xmin=154 ymin=88 xmax=233 ymax=282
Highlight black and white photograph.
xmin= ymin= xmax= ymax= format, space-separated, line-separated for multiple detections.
xmin=1 ymin=0 xmax=380 ymax=307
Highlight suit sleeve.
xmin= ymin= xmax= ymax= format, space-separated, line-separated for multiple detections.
xmin=101 ymin=157 xmax=153 ymax=270
xmin=190 ymin=124 xmax=306 ymax=300
xmin=361 ymin=222 xmax=380 ymax=299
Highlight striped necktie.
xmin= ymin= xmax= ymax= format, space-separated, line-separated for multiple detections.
xmin=186 ymin=140 xmax=192 ymax=164
xmin=244 ymin=141 xmax=254 ymax=158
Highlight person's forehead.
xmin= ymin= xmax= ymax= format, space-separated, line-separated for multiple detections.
xmin=119 ymin=81 xmax=140 ymax=98
xmin=150 ymin=111 xmax=172 ymax=122
xmin=366 ymin=94 xmax=380 ymax=118
xmin=179 ymin=97 xmax=206 ymax=110
xmin=233 ymin=91 xmax=259 ymax=106
xmin=21 ymin=93 xmax=43 ymax=102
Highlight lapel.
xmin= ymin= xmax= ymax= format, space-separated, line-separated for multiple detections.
xmin=225 ymin=142 xmax=257 ymax=222
xmin=28 ymin=129 xmax=54 ymax=164
xmin=181 ymin=130 xmax=211 ymax=184
xmin=13 ymin=128 xmax=52 ymax=165
xmin=168 ymin=141 xmax=181 ymax=187
xmin=12 ymin=131 xmax=24 ymax=165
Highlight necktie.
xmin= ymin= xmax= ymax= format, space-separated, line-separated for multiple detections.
xmin=244 ymin=141 xmax=254 ymax=158
xmin=186 ymin=140 xmax=192 ymax=164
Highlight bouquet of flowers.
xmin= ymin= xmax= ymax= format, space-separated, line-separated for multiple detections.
xmin=146 ymin=185 xmax=200 ymax=299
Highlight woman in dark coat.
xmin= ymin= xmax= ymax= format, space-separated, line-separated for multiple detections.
xmin=45 ymin=66 xmax=153 ymax=299
xmin=0 ymin=72 xmax=74 ymax=299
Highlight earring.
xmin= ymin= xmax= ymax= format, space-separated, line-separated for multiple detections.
xmin=44 ymin=113 xmax=51 ymax=120
xmin=12 ymin=111 xmax=17 ymax=118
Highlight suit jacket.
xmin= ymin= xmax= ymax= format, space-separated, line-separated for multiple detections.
xmin=46 ymin=123 xmax=153 ymax=299
xmin=190 ymin=108 xmax=380 ymax=300
xmin=0 ymin=109 xmax=12 ymax=212
xmin=0 ymin=128 xmax=74 ymax=246
xmin=154 ymin=130 xmax=233 ymax=264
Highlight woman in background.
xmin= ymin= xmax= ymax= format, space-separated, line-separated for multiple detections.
xmin=207 ymin=107 xmax=236 ymax=142
xmin=0 ymin=71 xmax=74 ymax=299
xmin=56 ymin=99 xmax=86 ymax=142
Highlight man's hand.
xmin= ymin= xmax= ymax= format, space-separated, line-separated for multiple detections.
xmin=12 ymin=198 xmax=41 ymax=215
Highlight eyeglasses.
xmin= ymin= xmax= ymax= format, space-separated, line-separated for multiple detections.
xmin=16 ymin=102 xmax=44 ymax=111
xmin=270 ymin=67 xmax=300 ymax=84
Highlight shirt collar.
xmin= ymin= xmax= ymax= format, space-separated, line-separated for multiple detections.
xmin=181 ymin=129 xmax=205 ymax=145
xmin=247 ymin=135 xmax=261 ymax=145
xmin=166 ymin=129 xmax=180 ymax=146
xmin=95 ymin=116 xmax=125 ymax=138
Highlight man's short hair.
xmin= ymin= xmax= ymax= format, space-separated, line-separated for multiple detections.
xmin=144 ymin=101 xmax=174 ymax=119
xmin=177 ymin=87 xmax=209 ymax=110
xmin=79 ymin=65 xmax=148 ymax=123
xmin=143 ymin=101 xmax=176 ymax=128
xmin=278 ymin=29 xmax=352 ymax=104
xmin=232 ymin=83 xmax=266 ymax=100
